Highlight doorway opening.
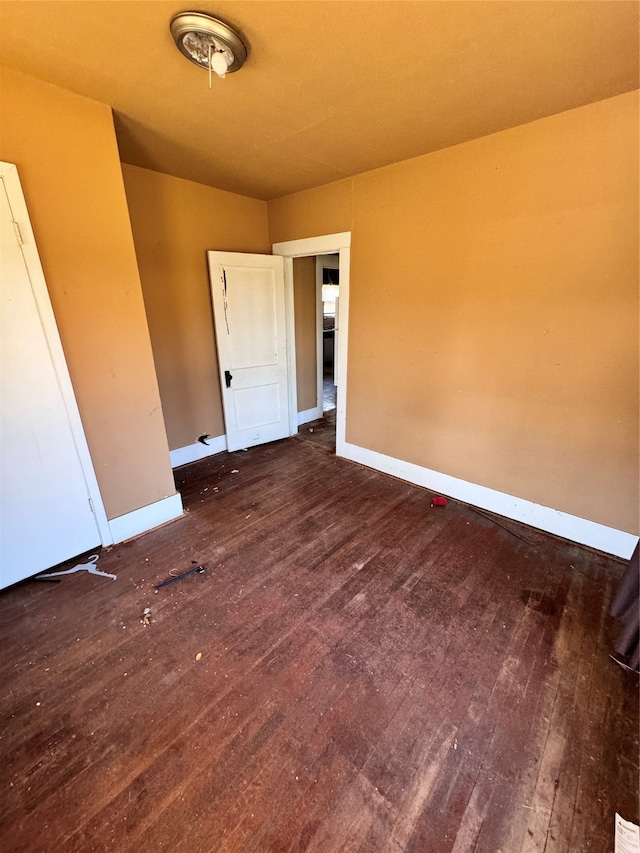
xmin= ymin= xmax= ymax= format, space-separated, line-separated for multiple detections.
xmin=273 ymin=232 xmax=351 ymax=458
xmin=319 ymin=254 xmax=338 ymax=414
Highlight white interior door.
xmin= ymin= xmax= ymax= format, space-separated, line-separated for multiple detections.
xmin=207 ymin=251 xmax=294 ymax=452
xmin=1 ymin=172 xmax=102 ymax=588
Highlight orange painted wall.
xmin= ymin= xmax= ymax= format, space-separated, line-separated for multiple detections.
xmin=122 ymin=165 xmax=269 ymax=450
xmin=293 ymin=256 xmax=318 ymax=412
xmin=269 ymin=92 xmax=639 ymax=534
xmin=269 ymin=179 xmax=353 ymax=244
xmin=0 ymin=67 xmax=176 ymax=519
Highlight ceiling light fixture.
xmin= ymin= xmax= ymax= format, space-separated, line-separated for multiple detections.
xmin=170 ymin=12 xmax=247 ymax=83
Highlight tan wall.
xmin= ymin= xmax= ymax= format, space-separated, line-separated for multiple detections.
xmin=293 ymin=257 xmax=318 ymax=412
xmin=0 ymin=67 xmax=176 ymax=519
xmin=269 ymin=179 xmax=353 ymax=245
xmin=268 ymin=92 xmax=639 ymax=534
xmin=122 ymin=165 xmax=269 ymax=450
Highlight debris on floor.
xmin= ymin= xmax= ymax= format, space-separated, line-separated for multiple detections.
xmin=431 ymin=496 xmax=448 ymax=507
xmin=195 ymin=652 xmax=203 ymax=662
xmin=155 ymin=564 xmax=206 ymax=591
xmin=470 ymin=506 xmax=539 ymax=546
xmin=141 ymin=607 xmax=152 ymax=626
xmin=35 ymin=554 xmax=117 ymax=582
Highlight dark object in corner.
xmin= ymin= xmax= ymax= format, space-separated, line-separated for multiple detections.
xmin=610 ymin=541 xmax=639 ymax=672
xmin=155 ymin=565 xmax=206 ymax=591
xmin=197 ymin=435 xmax=210 ymax=445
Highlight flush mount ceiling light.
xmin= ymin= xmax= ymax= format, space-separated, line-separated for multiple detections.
xmin=170 ymin=12 xmax=247 ymax=80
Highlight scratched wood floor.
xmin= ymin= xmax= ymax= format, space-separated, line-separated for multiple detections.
xmin=1 ymin=415 xmax=638 ymax=853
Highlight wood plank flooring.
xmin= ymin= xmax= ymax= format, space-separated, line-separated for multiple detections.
xmin=1 ymin=416 xmax=638 ymax=852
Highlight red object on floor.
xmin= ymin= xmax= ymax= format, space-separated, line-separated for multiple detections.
xmin=431 ymin=496 xmax=448 ymax=507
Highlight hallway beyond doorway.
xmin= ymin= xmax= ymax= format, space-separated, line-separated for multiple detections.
xmin=323 ymin=371 xmax=336 ymax=412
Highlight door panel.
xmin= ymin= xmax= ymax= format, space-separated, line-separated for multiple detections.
xmin=234 ymin=384 xmax=281 ymax=430
xmin=226 ymin=267 xmax=279 ymax=368
xmin=0 ymin=177 xmax=101 ymax=588
xmin=208 ymin=252 xmax=291 ymax=452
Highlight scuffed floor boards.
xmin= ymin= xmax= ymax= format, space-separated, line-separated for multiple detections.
xmin=0 ymin=419 xmax=637 ymax=852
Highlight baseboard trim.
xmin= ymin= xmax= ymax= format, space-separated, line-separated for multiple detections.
xmin=170 ymin=415 xmax=323 ymax=465
xmin=341 ymin=442 xmax=638 ymax=559
xmin=298 ymin=406 xmax=323 ymax=426
xmin=108 ymin=492 xmax=184 ymax=544
xmin=170 ymin=435 xmax=227 ymax=468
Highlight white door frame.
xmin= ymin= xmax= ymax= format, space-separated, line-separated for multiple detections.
xmin=272 ymin=232 xmax=351 ymax=457
xmin=317 ymin=253 xmax=340 ymax=395
xmin=0 ymin=161 xmax=112 ymax=547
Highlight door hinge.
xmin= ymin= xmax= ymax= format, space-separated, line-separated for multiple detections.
xmin=12 ymin=221 xmax=24 ymax=246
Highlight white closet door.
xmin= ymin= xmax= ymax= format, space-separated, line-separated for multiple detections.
xmin=0 ymin=172 xmax=102 ymax=588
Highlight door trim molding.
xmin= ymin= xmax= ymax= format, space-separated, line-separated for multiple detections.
xmin=282 ymin=258 xmax=299 ymax=437
xmin=315 ymin=258 xmax=324 ymax=422
xmin=0 ymin=161 xmax=113 ymax=547
xmin=273 ymin=232 xmax=351 ymax=258
xmin=273 ymin=232 xmax=351 ymax=457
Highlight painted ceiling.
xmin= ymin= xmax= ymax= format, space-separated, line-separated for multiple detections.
xmin=1 ymin=1 xmax=638 ymax=199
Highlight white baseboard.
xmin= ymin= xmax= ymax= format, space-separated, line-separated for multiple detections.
xmin=108 ymin=492 xmax=184 ymax=544
xmin=342 ymin=442 xmax=639 ymax=559
xmin=170 ymin=415 xmax=322 ymax=466
xmin=170 ymin=435 xmax=227 ymax=468
xmin=298 ymin=406 xmax=323 ymax=426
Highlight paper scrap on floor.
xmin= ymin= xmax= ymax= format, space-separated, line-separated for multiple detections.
xmin=616 ymin=814 xmax=640 ymax=853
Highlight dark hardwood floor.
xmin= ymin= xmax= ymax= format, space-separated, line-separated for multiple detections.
xmin=1 ymin=418 xmax=638 ymax=852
